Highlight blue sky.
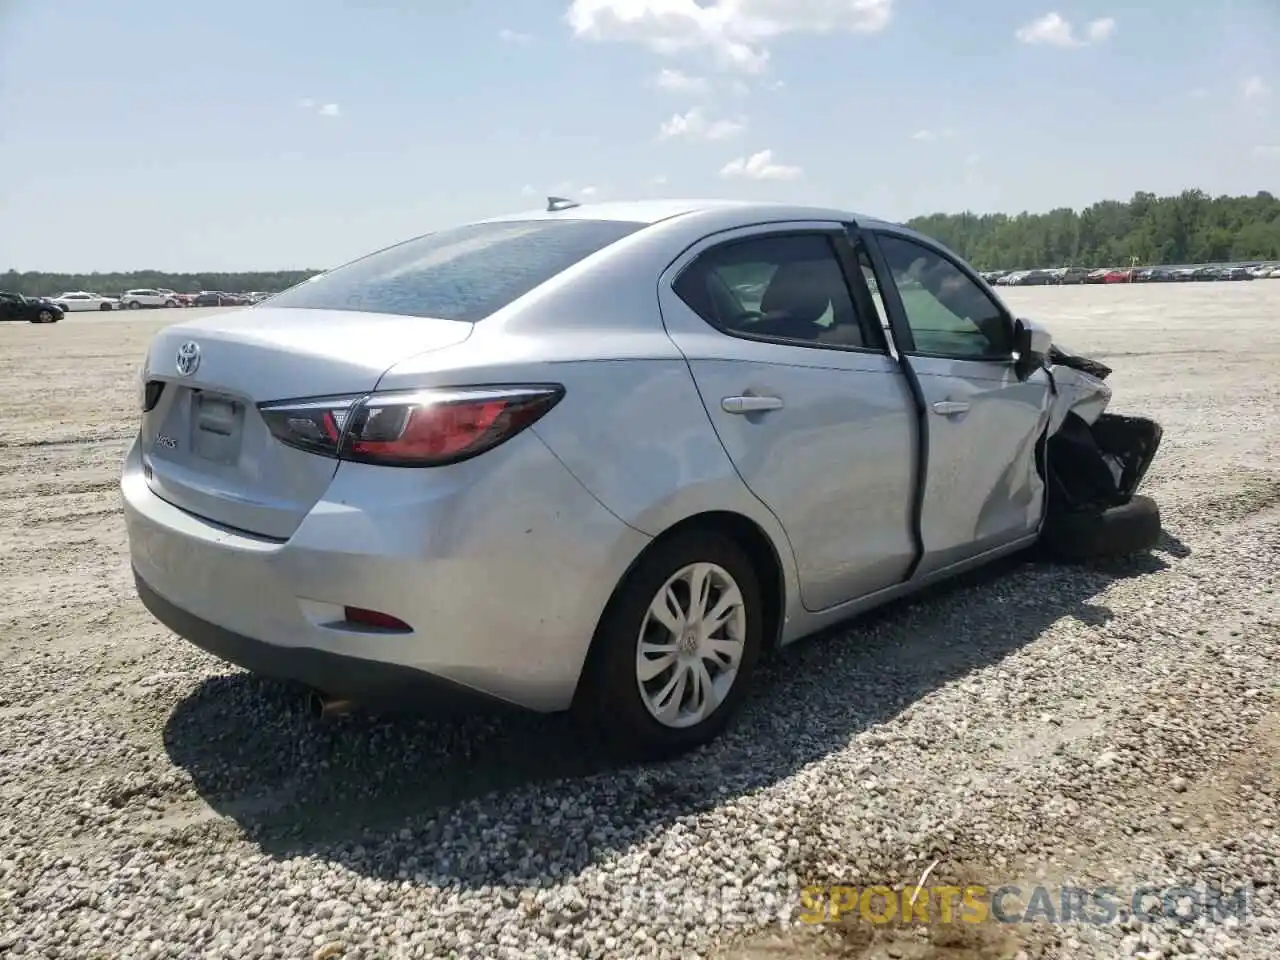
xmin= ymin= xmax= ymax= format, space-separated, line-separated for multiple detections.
xmin=0 ymin=0 xmax=1276 ymax=272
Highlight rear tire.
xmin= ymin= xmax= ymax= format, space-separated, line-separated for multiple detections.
xmin=127 ymin=300 xmax=141 ymax=309
xmin=573 ymin=531 xmax=764 ymax=760
xmin=99 ymin=302 xmax=112 ymax=311
xmin=1040 ymin=494 xmax=1162 ymax=563
xmin=164 ymin=299 xmax=177 ymax=308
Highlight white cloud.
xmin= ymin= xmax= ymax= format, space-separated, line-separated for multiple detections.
xmin=1253 ymin=145 xmax=1280 ymax=157
xmin=1190 ymin=87 xmax=1208 ymax=100
xmin=965 ymin=153 xmax=981 ymax=166
xmin=910 ymin=127 xmax=954 ymax=141
xmin=521 ymin=184 xmax=537 ymax=196
xmin=1242 ymin=76 xmax=1270 ymax=100
xmin=658 ymin=107 xmax=746 ymax=140
xmin=1015 ymin=11 xmax=1115 ymax=48
xmin=499 ymin=28 xmax=533 ymax=44
xmin=650 ymin=173 xmax=669 ymax=185
xmin=719 ymin=148 xmax=802 ymax=181
xmin=1085 ymin=17 xmax=1115 ymax=42
xmin=652 ymin=67 xmax=709 ymax=94
xmin=580 ymin=185 xmax=600 ymax=196
xmin=298 ymin=98 xmax=340 ymax=117
xmin=567 ymin=0 xmax=893 ymax=74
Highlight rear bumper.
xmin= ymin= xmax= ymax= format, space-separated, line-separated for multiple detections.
xmin=121 ymin=433 xmax=651 ymax=712
xmin=134 ymin=571 xmax=514 ymax=712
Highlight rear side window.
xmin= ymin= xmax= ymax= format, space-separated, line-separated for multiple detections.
xmin=673 ymin=233 xmax=870 ymax=349
xmin=266 ymin=219 xmax=644 ymax=322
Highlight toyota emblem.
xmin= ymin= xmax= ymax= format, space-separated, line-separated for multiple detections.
xmin=175 ymin=341 xmax=201 ymax=377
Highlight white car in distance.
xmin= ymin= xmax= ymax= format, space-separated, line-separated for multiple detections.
xmin=50 ymin=291 xmax=119 ymax=312
xmin=122 ymin=288 xmax=181 ymax=309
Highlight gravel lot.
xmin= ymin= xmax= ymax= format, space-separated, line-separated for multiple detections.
xmin=1 ymin=285 xmax=1277 ymax=960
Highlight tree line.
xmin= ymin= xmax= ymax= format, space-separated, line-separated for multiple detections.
xmin=3 ymin=189 xmax=1279 ymax=295
xmin=907 ymin=189 xmax=1280 ymax=270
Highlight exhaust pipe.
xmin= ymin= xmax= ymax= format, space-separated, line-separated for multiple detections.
xmin=307 ymin=690 xmax=354 ymax=720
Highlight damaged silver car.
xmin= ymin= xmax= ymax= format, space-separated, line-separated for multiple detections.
xmin=124 ymin=199 xmax=1162 ymax=758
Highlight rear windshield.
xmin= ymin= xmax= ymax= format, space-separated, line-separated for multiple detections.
xmin=264 ymin=219 xmax=645 ymax=322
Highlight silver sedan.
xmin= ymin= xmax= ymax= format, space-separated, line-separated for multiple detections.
xmin=122 ymin=199 xmax=1163 ymax=758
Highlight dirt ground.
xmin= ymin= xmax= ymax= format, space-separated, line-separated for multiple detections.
xmin=0 ymin=283 xmax=1277 ymax=959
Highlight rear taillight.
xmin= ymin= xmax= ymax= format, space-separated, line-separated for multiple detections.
xmin=258 ymin=385 xmax=564 ymax=467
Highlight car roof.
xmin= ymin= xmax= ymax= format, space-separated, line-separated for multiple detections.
xmin=475 ymin=198 xmax=901 ymax=232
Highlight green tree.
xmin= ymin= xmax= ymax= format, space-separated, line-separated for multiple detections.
xmin=904 ymin=189 xmax=1280 ymax=269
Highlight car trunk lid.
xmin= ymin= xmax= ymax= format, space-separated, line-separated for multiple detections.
xmin=139 ymin=307 xmax=473 ymax=539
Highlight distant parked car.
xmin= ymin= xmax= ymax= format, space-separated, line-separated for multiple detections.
xmin=1021 ymin=269 xmax=1059 ymax=286
xmin=192 ymin=291 xmax=241 ymax=306
xmin=157 ymin=288 xmax=190 ymax=306
xmin=50 ymin=291 xmax=119 ymax=311
xmin=1053 ymin=267 xmax=1090 ymax=285
xmin=1102 ymin=269 xmax=1133 ymax=284
xmin=1218 ymin=266 xmax=1254 ymax=281
xmin=1135 ymin=268 xmax=1174 ymax=282
xmin=122 ymin=288 xmax=182 ymax=309
xmin=0 ymin=291 xmax=63 ymax=323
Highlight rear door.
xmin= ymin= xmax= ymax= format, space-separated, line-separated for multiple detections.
xmin=859 ymin=228 xmax=1051 ymax=577
xmin=658 ymin=222 xmax=919 ymax=612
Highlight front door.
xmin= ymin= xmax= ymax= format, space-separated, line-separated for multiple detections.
xmin=861 ymin=229 xmax=1052 ymax=577
xmin=659 ymin=224 xmax=919 ymax=611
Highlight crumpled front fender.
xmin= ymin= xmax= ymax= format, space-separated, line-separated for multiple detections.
xmin=1044 ymin=342 xmax=1113 ymax=433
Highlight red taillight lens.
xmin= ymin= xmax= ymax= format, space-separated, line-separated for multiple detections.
xmin=258 ymin=385 xmax=564 ymax=467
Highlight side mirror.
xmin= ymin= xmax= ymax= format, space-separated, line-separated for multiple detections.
xmin=1013 ymin=317 xmax=1052 ymax=381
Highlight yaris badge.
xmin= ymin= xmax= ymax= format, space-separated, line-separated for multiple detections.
xmin=175 ymin=341 xmax=201 ymax=376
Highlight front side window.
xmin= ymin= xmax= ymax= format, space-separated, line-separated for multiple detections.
xmin=875 ymin=233 xmax=1013 ymax=359
xmin=265 ymin=219 xmax=645 ymax=322
xmin=673 ymin=233 xmax=869 ymax=349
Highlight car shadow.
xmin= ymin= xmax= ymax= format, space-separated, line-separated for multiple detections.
xmin=163 ymin=543 xmax=1178 ymax=890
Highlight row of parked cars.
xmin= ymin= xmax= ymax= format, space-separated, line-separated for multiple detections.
xmin=0 ymin=289 xmax=274 ymax=324
xmin=44 ymin=289 xmax=273 ymax=311
xmin=981 ymin=262 xmax=1280 ymax=286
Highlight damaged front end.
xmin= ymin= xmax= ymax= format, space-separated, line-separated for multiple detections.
xmin=1043 ymin=344 xmax=1164 ymax=517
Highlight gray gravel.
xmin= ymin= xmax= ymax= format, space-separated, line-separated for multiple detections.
xmin=1 ymin=283 xmax=1278 ymax=959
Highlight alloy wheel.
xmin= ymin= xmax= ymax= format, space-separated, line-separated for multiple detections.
xmin=635 ymin=561 xmax=746 ymax=729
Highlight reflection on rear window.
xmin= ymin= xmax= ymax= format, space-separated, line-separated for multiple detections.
xmin=266 ymin=219 xmax=645 ymax=322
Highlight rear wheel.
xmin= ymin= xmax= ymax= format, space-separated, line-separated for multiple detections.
xmin=127 ymin=300 xmax=141 ymax=309
xmin=573 ymin=531 xmax=764 ymax=760
xmin=99 ymin=302 xmax=112 ymax=311
xmin=164 ymin=299 xmax=177 ymax=308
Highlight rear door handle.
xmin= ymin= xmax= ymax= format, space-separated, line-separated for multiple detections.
xmin=722 ymin=395 xmax=784 ymax=414
xmin=931 ymin=400 xmax=970 ymax=416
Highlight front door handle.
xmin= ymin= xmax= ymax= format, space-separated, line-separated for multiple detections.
xmin=722 ymin=395 xmax=784 ymax=414
xmin=931 ymin=400 xmax=970 ymax=416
